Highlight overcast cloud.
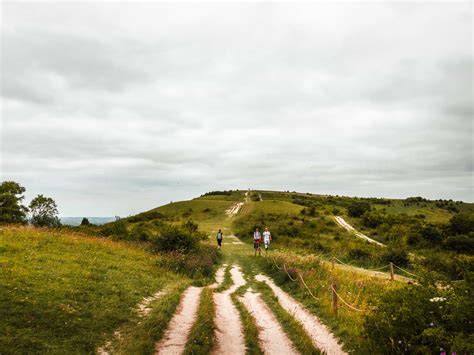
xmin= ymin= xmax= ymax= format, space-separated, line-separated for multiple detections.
xmin=1 ymin=2 xmax=472 ymax=216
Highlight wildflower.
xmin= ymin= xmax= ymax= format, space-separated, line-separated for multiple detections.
xmin=429 ymin=297 xmax=447 ymax=302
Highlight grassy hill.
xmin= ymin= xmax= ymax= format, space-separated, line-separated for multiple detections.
xmin=0 ymin=227 xmax=197 ymax=353
xmin=1 ymin=189 xmax=473 ymax=354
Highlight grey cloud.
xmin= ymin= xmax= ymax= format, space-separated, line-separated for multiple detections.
xmin=1 ymin=2 xmax=472 ymax=215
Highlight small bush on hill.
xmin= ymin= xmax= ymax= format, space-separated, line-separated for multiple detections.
xmin=448 ymin=213 xmax=474 ymax=235
xmin=100 ymin=220 xmax=128 ymax=239
xmin=156 ymin=244 xmax=218 ymax=278
xmin=442 ymin=234 xmax=474 ymax=253
xmin=347 ymin=202 xmax=371 ymax=218
xmin=381 ymin=247 xmax=409 ymax=267
xmin=150 ymin=225 xmax=198 ymax=252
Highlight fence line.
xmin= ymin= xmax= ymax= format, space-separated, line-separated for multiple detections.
xmin=330 ymin=285 xmax=365 ymax=312
xmin=283 ymin=263 xmax=298 ymax=281
xmin=392 ymin=264 xmax=422 ymax=279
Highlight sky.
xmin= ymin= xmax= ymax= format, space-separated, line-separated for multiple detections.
xmin=1 ymin=1 xmax=472 ymax=216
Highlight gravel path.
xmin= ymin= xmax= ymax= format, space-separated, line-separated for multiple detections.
xmin=155 ymin=286 xmax=203 ymax=355
xmin=239 ymin=288 xmax=298 ymax=355
xmin=256 ymin=274 xmax=347 ymax=355
xmin=213 ymin=265 xmax=246 ymax=354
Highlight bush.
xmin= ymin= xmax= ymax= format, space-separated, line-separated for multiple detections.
xmin=156 ymin=244 xmax=218 ymax=278
xmin=420 ymin=225 xmax=443 ymax=244
xmin=381 ymin=247 xmax=409 ymax=267
xmin=129 ymin=222 xmax=155 ymax=241
xmin=362 ymin=211 xmax=385 ymax=228
xmin=364 ymin=279 xmax=474 ymax=353
xmin=150 ymin=225 xmax=198 ymax=252
xmin=347 ymin=202 xmax=371 ymax=218
xmin=443 ymin=234 xmax=474 ymax=253
xmin=448 ymin=213 xmax=474 ymax=235
xmin=100 ymin=220 xmax=128 ymax=239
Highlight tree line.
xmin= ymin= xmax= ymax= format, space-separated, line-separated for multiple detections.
xmin=0 ymin=181 xmax=60 ymax=227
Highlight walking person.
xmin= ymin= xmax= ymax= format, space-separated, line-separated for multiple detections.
xmin=262 ymin=227 xmax=272 ymax=256
xmin=253 ymin=227 xmax=262 ymax=256
xmin=216 ymin=229 xmax=223 ymax=250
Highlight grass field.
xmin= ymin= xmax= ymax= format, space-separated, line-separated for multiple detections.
xmin=0 ymin=226 xmax=188 ymax=353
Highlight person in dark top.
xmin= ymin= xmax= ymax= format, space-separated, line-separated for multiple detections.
xmin=216 ymin=229 xmax=223 ymax=250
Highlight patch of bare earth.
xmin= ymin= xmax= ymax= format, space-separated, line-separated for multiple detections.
xmin=155 ymin=286 xmax=203 ymax=355
xmin=226 ymin=202 xmax=244 ymax=215
xmin=256 ymin=274 xmax=347 ymax=355
xmin=213 ymin=265 xmax=246 ymax=354
xmin=239 ymin=288 xmax=298 ymax=355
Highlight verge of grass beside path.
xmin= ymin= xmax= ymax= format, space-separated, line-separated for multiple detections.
xmin=183 ymin=287 xmax=215 ymax=355
xmin=113 ymin=281 xmax=190 ymax=354
xmin=0 ymin=226 xmax=184 ymax=354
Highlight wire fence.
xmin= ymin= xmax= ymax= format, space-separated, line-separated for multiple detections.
xmin=268 ymin=254 xmax=440 ymax=315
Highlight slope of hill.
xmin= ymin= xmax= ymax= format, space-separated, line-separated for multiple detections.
xmin=0 ymin=226 xmax=191 ymax=353
xmin=2 ymin=189 xmax=473 ymax=354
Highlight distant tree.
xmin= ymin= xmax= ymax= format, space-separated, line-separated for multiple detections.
xmin=0 ymin=181 xmax=28 ymax=224
xmin=347 ymin=202 xmax=371 ymax=218
xmin=80 ymin=217 xmax=90 ymax=226
xmin=29 ymin=194 xmax=61 ymax=227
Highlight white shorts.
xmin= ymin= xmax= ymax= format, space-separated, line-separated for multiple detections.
xmin=264 ymin=240 xmax=270 ymax=249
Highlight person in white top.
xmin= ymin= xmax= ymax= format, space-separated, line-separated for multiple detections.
xmin=262 ymin=227 xmax=272 ymax=256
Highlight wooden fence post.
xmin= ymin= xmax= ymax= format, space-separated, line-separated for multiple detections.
xmin=332 ymin=283 xmax=338 ymax=316
xmin=390 ymin=262 xmax=394 ymax=281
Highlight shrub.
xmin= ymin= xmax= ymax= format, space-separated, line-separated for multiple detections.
xmin=100 ymin=220 xmax=128 ymax=239
xmin=448 ymin=213 xmax=474 ymax=235
xmin=362 ymin=211 xmax=385 ymax=228
xmin=129 ymin=222 xmax=155 ymax=241
xmin=364 ymin=279 xmax=474 ymax=353
xmin=381 ymin=247 xmax=409 ymax=267
xmin=443 ymin=234 xmax=474 ymax=253
xmin=420 ymin=225 xmax=443 ymax=244
xmin=150 ymin=225 xmax=198 ymax=252
xmin=156 ymin=244 xmax=218 ymax=278
xmin=347 ymin=202 xmax=371 ymax=218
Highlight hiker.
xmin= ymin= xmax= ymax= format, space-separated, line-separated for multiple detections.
xmin=216 ymin=229 xmax=223 ymax=250
xmin=263 ymin=227 xmax=272 ymax=256
xmin=253 ymin=227 xmax=262 ymax=256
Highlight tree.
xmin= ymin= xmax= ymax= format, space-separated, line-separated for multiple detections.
xmin=29 ymin=194 xmax=61 ymax=227
xmin=0 ymin=181 xmax=28 ymax=224
xmin=80 ymin=217 xmax=90 ymax=226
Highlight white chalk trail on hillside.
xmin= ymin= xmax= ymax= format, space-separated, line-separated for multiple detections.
xmin=335 ymin=216 xmax=385 ymax=247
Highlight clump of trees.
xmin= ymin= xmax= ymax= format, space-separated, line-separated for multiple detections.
xmin=0 ymin=181 xmax=60 ymax=228
xmin=0 ymin=181 xmax=28 ymax=224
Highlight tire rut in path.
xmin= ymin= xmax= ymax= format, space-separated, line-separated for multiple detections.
xmin=256 ymin=274 xmax=347 ymax=355
xmin=239 ymin=288 xmax=298 ymax=355
xmin=155 ymin=286 xmax=203 ymax=355
xmin=212 ymin=265 xmax=246 ymax=354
